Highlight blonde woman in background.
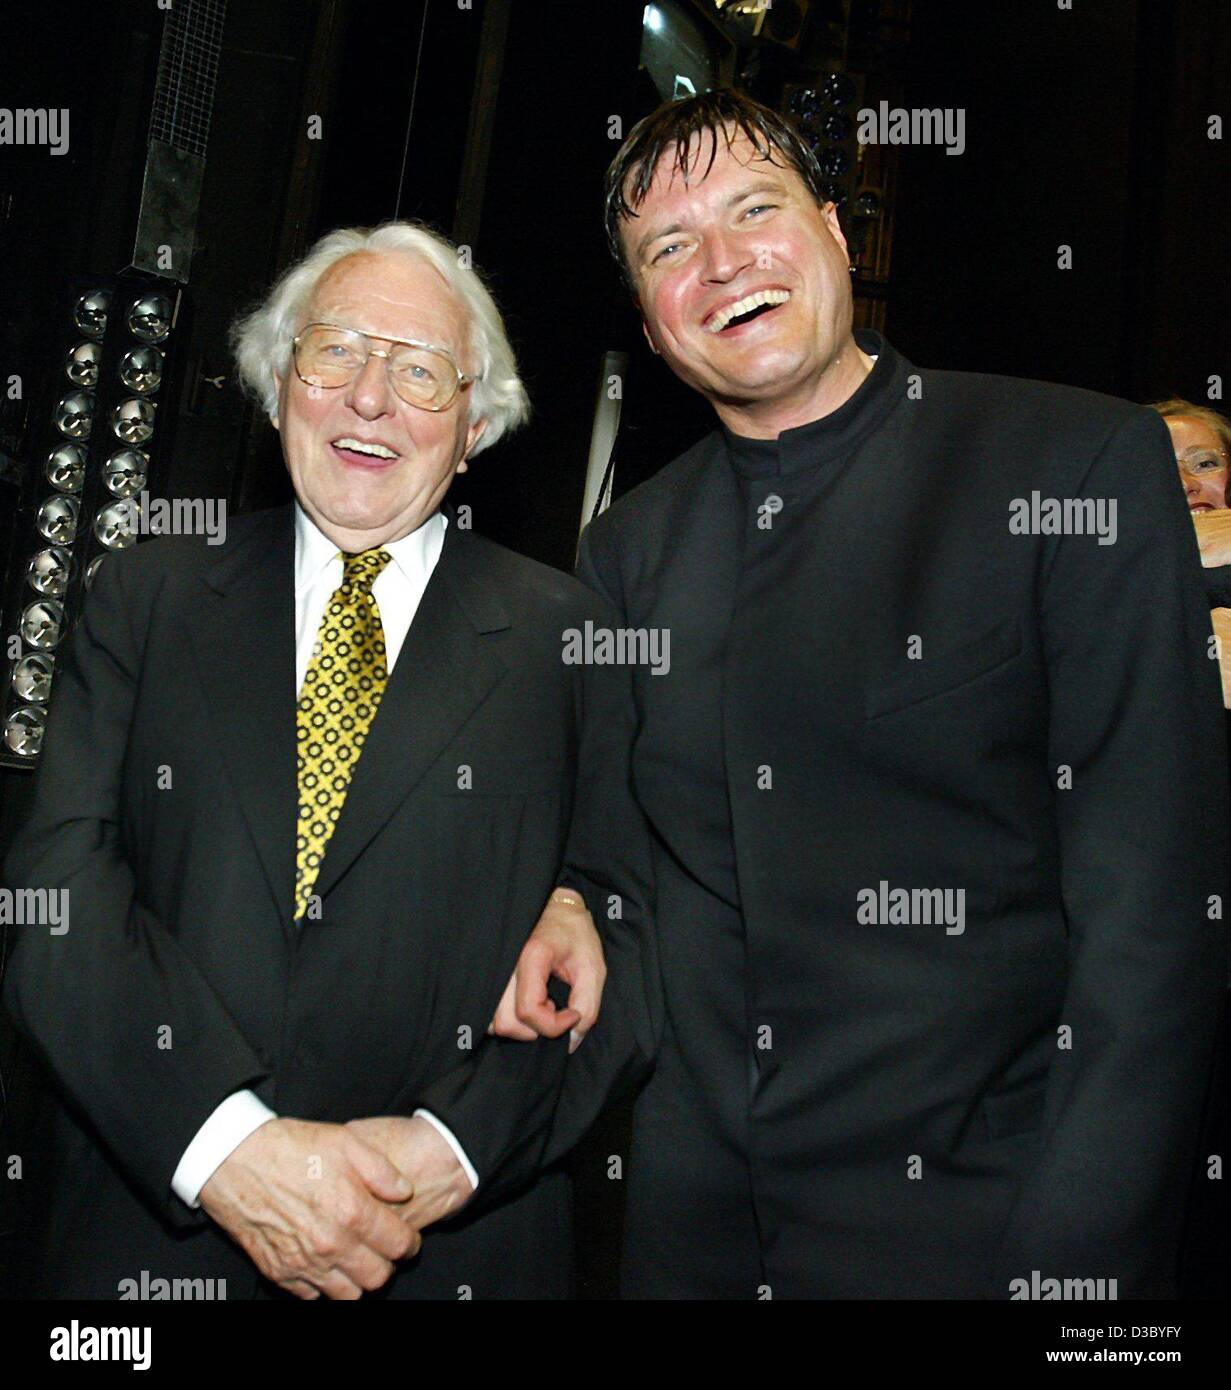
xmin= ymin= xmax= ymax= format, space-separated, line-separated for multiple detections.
xmin=1151 ymin=397 xmax=1231 ymax=1300
xmin=1151 ymin=398 xmax=1231 ymax=707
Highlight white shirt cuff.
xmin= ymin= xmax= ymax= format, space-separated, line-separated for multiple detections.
xmin=413 ymin=1109 xmax=479 ymax=1191
xmin=171 ymin=1089 xmax=278 ymax=1208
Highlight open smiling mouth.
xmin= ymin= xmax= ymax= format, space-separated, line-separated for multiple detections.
xmin=706 ymin=289 xmax=791 ymax=334
xmin=331 ymin=437 xmax=401 ymax=466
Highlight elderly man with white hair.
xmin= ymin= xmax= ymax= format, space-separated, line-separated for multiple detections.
xmin=3 ymin=222 xmax=657 ymax=1300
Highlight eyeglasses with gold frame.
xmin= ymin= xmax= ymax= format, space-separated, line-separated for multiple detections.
xmin=292 ymin=322 xmax=479 ymax=411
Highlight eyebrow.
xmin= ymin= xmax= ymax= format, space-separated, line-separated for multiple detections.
xmin=313 ymin=320 xmax=460 ymax=355
xmin=634 ymin=178 xmax=790 ymax=263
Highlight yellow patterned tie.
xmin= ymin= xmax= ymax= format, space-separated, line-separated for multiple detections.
xmin=294 ymin=548 xmax=392 ymax=921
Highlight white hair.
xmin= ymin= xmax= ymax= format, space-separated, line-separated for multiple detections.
xmin=231 ymin=221 xmax=529 ymax=455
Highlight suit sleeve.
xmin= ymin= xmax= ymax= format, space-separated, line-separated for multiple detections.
xmin=539 ymin=521 xmax=663 ymax=1168
xmin=991 ymin=410 xmax=1231 ymax=1296
xmin=413 ymin=521 xmax=663 ymax=1201
xmin=2 ymin=554 xmax=270 ymax=1228
xmin=1205 ymin=563 xmax=1231 ymax=610
xmin=403 ymin=1006 xmax=571 ymax=1210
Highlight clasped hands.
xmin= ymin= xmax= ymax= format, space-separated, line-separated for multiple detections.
xmin=199 ymin=888 xmax=604 ymax=1299
xmin=199 ymin=1112 xmax=466 ymax=1300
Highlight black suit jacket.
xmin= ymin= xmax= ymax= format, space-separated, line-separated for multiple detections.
xmin=2 ymin=502 xmax=658 ymax=1299
xmin=576 ymin=335 xmax=1230 ymax=1297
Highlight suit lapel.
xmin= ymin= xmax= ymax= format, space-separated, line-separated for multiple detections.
xmin=188 ymin=504 xmax=298 ymax=920
xmin=309 ymin=517 xmax=511 ymax=905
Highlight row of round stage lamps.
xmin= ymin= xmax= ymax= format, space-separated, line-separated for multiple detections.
xmin=6 ymin=287 xmax=172 ymax=757
xmin=787 ymin=73 xmax=882 ymax=223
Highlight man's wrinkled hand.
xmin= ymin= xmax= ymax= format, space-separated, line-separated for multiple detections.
xmin=198 ymin=1116 xmax=419 ymax=1301
xmin=1193 ymin=509 xmax=1231 ymax=568
xmin=490 ymin=888 xmax=606 ymax=1051
xmin=345 ymin=1115 xmax=474 ymax=1231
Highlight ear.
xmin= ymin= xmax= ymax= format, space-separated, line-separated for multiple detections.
xmin=270 ymin=369 xmax=283 ymax=432
xmin=460 ymin=417 xmax=488 ymax=469
xmin=640 ymin=316 xmax=661 ymax=358
xmin=822 ymin=201 xmax=850 ymax=257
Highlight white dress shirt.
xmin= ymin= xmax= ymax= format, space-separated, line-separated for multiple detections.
xmin=171 ymin=502 xmax=479 ymax=1207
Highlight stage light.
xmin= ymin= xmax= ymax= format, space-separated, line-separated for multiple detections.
xmin=65 ymin=341 xmax=102 ymax=388
xmin=95 ymin=501 xmax=140 ymax=550
xmin=74 ymin=289 xmax=112 ymax=340
xmin=853 ymin=190 xmax=882 ymax=219
xmin=822 ymin=112 xmax=852 ymax=143
xmin=788 ymin=87 xmax=824 ymax=124
xmin=36 ymin=496 xmax=80 ymax=546
xmin=714 ymin=0 xmax=773 ymax=17
xmin=20 ymin=599 xmax=65 ymax=649
xmin=11 ymin=654 xmax=54 ymax=704
xmin=54 ymin=391 xmax=94 ymax=439
xmin=46 ymin=444 xmax=87 ymax=493
xmin=112 ymin=398 xmax=156 ymax=444
xmin=127 ymin=294 xmax=173 ymax=343
xmin=4 ymin=707 xmax=47 ymax=758
xmin=822 ymin=72 xmax=856 ymax=107
xmin=119 ymin=346 xmax=164 ymax=394
xmin=26 ymin=547 xmax=73 ymax=599
xmin=3 ymin=271 xmax=181 ymax=770
xmin=103 ymin=449 xmax=147 ymax=498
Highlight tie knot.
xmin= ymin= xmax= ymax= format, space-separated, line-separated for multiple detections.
xmin=341 ymin=548 xmax=392 ymax=593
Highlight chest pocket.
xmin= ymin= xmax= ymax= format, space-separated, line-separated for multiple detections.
xmin=865 ymin=619 xmax=1023 ymax=722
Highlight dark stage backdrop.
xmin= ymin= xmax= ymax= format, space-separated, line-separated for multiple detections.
xmin=0 ymin=0 xmax=1227 ymax=1301
xmin=890 ymin=0 xmax=1230 ymax=405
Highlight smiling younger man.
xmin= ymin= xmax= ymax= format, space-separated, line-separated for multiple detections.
xmin=3 ymin=222 xmax=653 ymax=1299
xmin=577 ymin=89 xmax=1229 ymax=1297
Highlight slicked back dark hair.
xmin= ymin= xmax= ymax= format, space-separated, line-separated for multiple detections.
xmin=604 ymin=88 xmax=828 ymax=291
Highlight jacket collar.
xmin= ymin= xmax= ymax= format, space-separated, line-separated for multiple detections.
xmin=189 ymin=503 xmax=510 ymax=923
